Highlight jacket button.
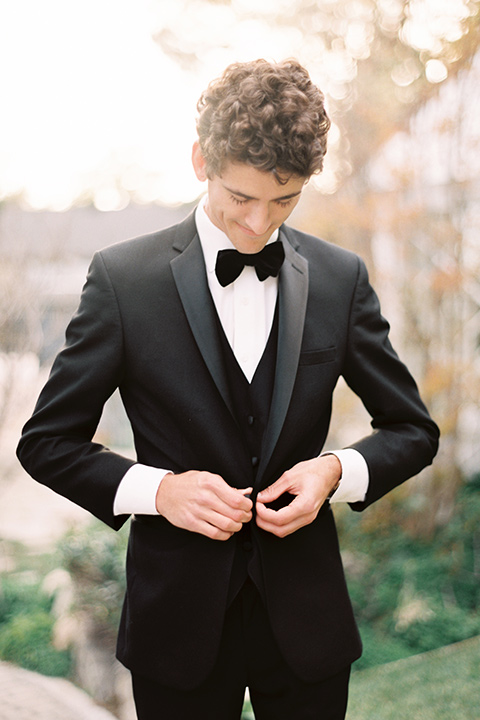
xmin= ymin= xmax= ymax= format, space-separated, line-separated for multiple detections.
xmin=251 ymin=456 xmax=258 ymax=467
xmin=247 ymin=415 xmax=255 ymax=426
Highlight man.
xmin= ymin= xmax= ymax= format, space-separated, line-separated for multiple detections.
xmin=17 ymin=59 xmax=439 ymax=719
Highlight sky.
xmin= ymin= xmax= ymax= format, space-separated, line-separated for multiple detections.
xmin=0 ymin=0 xmax=474 ymax=210
xmin=0 ymin=0 xmax=207 ymax=209
xmin=0 ymin=0 xmax=306 ymax=210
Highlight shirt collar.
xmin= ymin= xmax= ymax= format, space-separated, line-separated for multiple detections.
xmin=194 ymin=195 xmax=279 ymax=275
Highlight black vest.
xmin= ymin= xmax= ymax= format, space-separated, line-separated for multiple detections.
xmin=216 ymin=305 xmax=279 ymax=604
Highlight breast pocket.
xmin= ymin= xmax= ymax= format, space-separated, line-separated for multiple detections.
xmin=299 ymin=347 xmax=337 ymax=366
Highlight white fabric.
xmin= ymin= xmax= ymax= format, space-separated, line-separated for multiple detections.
xmin=195 ymin=195 xmax=278 ymax=383
xmin=322 ymin=449 xmax=369 ymax=503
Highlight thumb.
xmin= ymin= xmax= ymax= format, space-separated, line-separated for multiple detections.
xmin=257 ymin=477 xmax=287 ymax=503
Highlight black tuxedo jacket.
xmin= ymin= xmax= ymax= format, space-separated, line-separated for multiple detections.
xmin=17 ymin=212 xmax=439 ymax=690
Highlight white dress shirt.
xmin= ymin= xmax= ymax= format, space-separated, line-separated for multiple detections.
xmin=113 ymin=197 xmax=368 ymax=515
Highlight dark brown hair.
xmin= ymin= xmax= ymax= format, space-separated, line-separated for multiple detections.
xmin=196 ymin=59 xmax=330 ymax=181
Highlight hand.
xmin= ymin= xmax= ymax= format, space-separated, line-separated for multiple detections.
xmin=155 ymin=470 xmax=253 ymax=541
xmin=255 ymin=455 xmax=341 ymax=538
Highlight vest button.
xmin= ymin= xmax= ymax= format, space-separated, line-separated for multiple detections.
xmin=243 ymin=540 xmax=253 ymax=552
xmin=251 ymin=456 xmax=258 ymax=467
xmin=247 ymin=415 xmax=255 ymax=426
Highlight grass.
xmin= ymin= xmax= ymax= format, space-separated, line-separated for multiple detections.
xmin=346 ymin=636 xmax=480 ymax=720
xmin=241 ymin=636 xmax=480 ymax=719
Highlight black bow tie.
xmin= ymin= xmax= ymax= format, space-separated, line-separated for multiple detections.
xmin=215 ymin=241 xmax=285 ymax=287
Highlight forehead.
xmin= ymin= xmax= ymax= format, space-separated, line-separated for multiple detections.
xmin=216 ymin=161 xmax=307 ymax=200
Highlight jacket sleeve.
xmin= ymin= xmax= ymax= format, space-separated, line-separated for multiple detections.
xmin=16 ymin=251 xmax=136 ymax=530
xmin=342 ymin=257 xmax=439 ymax=510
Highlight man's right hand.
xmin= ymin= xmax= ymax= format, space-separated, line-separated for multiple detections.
xmin=155 ymin=471 xmax=253 ymax=541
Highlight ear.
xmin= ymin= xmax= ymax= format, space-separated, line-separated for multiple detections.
xmin=192 ymin=142 xmax=208 ymax=182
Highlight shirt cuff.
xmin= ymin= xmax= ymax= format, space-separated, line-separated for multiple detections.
xmin=113 ymin=464 xmax=171 ymax=516
xmin=321 ymin=448 xmax=369 ymax=503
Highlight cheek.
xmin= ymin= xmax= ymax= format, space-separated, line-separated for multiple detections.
xmin=280 ymin=201 xmax=299 ymax=223
xmin=227 ymin=207 xmax=246 ymax=224
xmin=275 ymin=207 xmax=292 ymax=226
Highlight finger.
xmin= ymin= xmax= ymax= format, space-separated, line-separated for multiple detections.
xmin=206 ymin=509 xmax=246 ymax=534
xmin=255 ymin=513 xmax=301 ymax=538
xmin=256 ymin=476 xmax=290 ymax=503
xmin=196 ymin=520 xmax=236 ymax=541
xmin=193 ymin=477 xmax=252 ymax=516
xmin=256 ymin=497 xmax=317 ymax=536
xmin=197 ymin=490 xmax=253 ymax=524
xmin=208 ymin=478 xmax=254 ymax=511
xmin=201 ymin=504 xmax=252 ymax=528
xmin=255 ymin=500 xmax=303 ymax=527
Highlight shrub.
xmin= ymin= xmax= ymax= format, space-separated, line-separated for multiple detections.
xmin=0 ymin=577 xmax=71 ymax=676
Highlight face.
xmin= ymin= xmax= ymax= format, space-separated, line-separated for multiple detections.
xmin=192 ymin=143 xmax=307 ymax=254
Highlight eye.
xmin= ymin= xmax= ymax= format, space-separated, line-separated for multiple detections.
xmin=230 ymin=195 xmax=247 ymax=206
xmin=276 ymin=199 xmax=293 ymax=208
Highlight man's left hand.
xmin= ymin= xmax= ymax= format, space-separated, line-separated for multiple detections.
xmin=255 ymin=455 xmax=341 ymax=538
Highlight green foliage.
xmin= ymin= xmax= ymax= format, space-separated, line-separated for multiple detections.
xmin=347 ymin=636 xmax=480 ymax=720
xmin=336 ymin=472 xmax=480 ymax=670
xmin=242 ymin=638 xmax=480 ymax=718
xmin=354 ymin=624 xmax=413 ymax=670
xmin=241 ymin=700 xmax=255 ymax=720
xmin=58 ymin=520 xmax=128 ymax=637
xmin=0 ymin=574 xmax=52 ymax=623
xmin=0 ymin=576 xmax=71 ymax=677
xmin=391 ymin=602 xmax=480 ymax=655
xmin=0 ymin=521 xmax=128 ymax=683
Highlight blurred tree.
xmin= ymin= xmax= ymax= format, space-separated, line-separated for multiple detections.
xmin=0 ymin=211 xmax=43 ymax=464
xmin=152 ymin=0 xmax=480 ymax=185
xmin=303 ymin=9 xmax=480 ymax=535
xmin=58 ymin=522 xmax=129 ymax=714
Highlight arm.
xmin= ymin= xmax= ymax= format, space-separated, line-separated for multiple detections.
xmin=18 ymin=251 xmax=252 ymax=536
xmin=342 ymin=257 xmax=439 ymax=509
xmin=17 ymin=252 xmax=137 ymax=530
xmin=256 ymin=256 xmax=439 ymax=536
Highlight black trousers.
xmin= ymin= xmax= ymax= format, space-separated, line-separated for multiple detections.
xmin=132 ymin=578 xmax=351 ymax=720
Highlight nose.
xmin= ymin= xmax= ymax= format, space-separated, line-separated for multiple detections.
xmin=244 ymin=204 xmax=270 ymax=235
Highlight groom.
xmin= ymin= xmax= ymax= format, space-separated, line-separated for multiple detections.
xmin=17 ymin=58 xmax=439 ymax=719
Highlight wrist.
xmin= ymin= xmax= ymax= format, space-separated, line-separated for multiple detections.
xmin=327 ymin=477 xmax=341 ymax=499
xmin=321 ymin=453 xmax=342 ymax=499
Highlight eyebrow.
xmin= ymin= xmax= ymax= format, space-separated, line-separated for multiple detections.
xmin=223 ymin=184 xmax=303 ymax=202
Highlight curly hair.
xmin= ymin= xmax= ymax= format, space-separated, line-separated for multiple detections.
xmin=196 ymin=59 xmax=330 ymax=181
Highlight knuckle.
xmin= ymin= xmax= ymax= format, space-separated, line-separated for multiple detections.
xmin=198 ymin=473 xmax=211 ymax=488
xmin=198 ymin=487 xmax=211 ymax=504
xmin=187 ymin=514 xmax=202 ymax=531
xmin=231 ymin=508 xmax=245 ymax=523
xmin=211 ymin=527 xmax=230 ymax=541
xmin=226 ymin=518 xmax=242 ymax=533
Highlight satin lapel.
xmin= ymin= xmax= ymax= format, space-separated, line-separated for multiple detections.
xmin=170 ymin=227 xmax=234 ymax=418
xmin=257 ymin=229 xmax=309 ymax=483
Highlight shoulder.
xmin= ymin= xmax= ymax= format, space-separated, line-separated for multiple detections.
xmin=89 ymin=211 xmax=198 ymax=282
xmin=281 ymin=224 xmax=364 ymax=280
